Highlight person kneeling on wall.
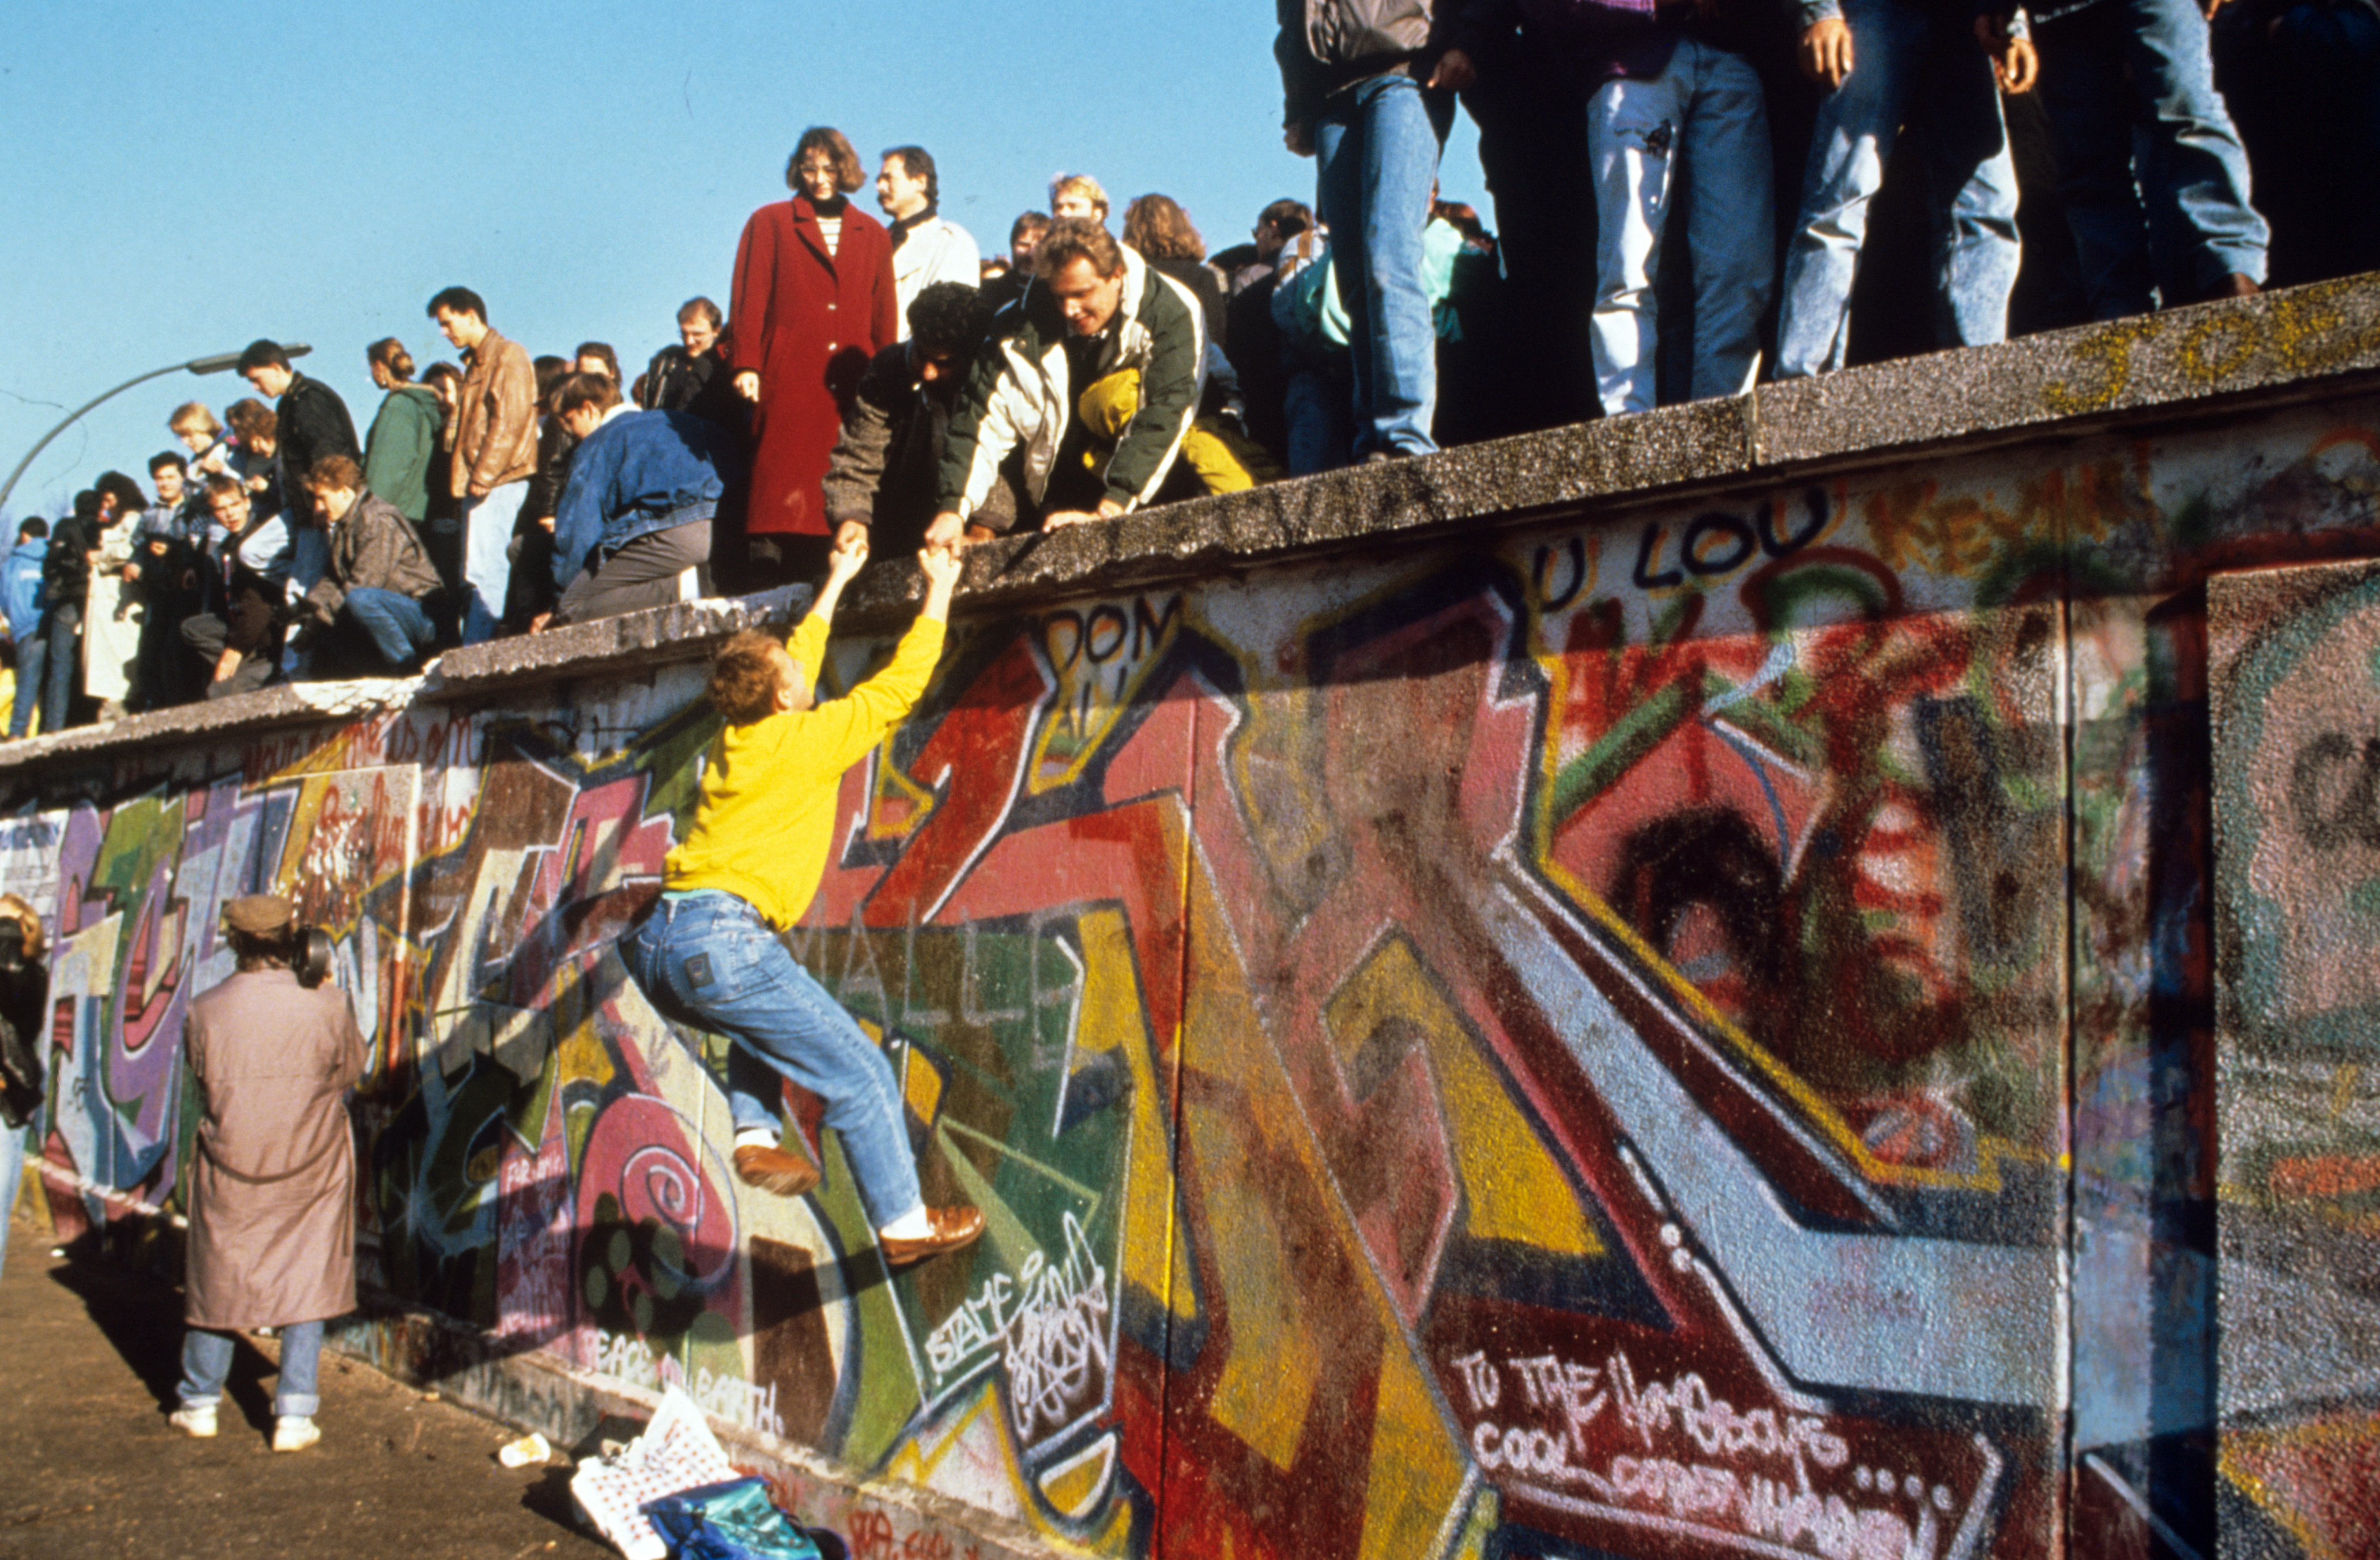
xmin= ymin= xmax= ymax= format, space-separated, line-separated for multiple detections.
xmin=621 ymin=533 xmax=984 ymax=1267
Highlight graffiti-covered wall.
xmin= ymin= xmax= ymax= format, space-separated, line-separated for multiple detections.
xmin=9 ymin=383 xmax=2379 ymax=1559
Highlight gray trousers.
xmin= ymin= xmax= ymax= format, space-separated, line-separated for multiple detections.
xmin=552 ymin=521 xmax=711 ymax=627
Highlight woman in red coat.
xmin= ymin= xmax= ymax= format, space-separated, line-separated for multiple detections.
xmin=729 ymin=127 xmax=899 ymax=584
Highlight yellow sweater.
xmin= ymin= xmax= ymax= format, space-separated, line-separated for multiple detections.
xmin=665 ymin=610 xmax=946 ymax=928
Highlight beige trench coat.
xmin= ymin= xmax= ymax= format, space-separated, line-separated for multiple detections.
xmin=183 ymin=967 xmax=366 ymax=1330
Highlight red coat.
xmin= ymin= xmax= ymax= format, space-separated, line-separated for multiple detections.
xmin=729 ymin=196 xmax=898 ymax=537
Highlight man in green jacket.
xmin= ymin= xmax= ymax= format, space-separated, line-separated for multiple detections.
xmin=927 ymin=218 xmax=1206 ymax=547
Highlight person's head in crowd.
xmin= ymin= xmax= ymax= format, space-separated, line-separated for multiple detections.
xmin=574 ymin=342 xmax=621 ymax=383
xmin=876 ymin=145 xmax=939 ymax=223
xmin=1049 ymin=174 xmax=1109 ymax=225
xmin=367 ymin=338 xmax=417 ymax=389
xmin=170 ymin=401 xmax=223 ymax=454
xmin=226 ymin=398 xmax=278 ymax=458
xmin=907 ymin=282 xmax=995 ymax=395
xmin=981 ymin=257 xmax=1011 ymax=283
xmin=204 ymin=474 xmax=253 ymax=533
xmin=72 ymin=491 xmax=100 ymax=525
xmin=235 ymin=340 xmax=298 ymax=400
xmin=1010 ymin=211 xmax=1052 ymax=272
xmin=303 ymin=454 xmax=367 ymax=527
xmin=533 ymin=356 xmax=571 ymax=415
xmin=222 ymin=894 xmax=296 ymax=972
xmin=677 ymin=297 xmax=724 ymax=357
xmin=421 ymin=360 xmax=464 ymax=417
xmin=426 ymin=285 xmax=492 ymax=352
xmin=17 ymin=518 xmax=48 ymax=547
xmin=1432 ymin=198 xmax=1491 ymax=251
xmin=1123 ymin=194 xmax=1205 ymax=262
xmin=785 ymin=127 xmax=865 ymax=208
xmin=1255 ymin=198 xmax=1312 ymax=262
xmin=549 ymin=371 xmax=624 ymax=441
xmin=709 ymin=629 xmax=814 ymax=724
xmin=149 ymin=451 xmax=189 ymax=509
xmin=95 ymin=470 xmax=145 ymax=521
xmin=1035 ymin=218 xmax=1129 ymax=340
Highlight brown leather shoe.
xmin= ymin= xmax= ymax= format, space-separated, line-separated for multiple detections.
xmin=733 ymin=1143 xmax=820 ymax=1197
xmin=878 ymin=1205 xmax=985 ymax=1267
xmin=2204 ymin=272 xmax=2261 ymax=302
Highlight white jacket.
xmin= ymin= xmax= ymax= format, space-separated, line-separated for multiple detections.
xmin=890 ymin=215 xmax=981 ymax=336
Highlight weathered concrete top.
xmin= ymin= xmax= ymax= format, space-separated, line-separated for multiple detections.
xmin=8 ymin=272 xmax=2377 ymax=773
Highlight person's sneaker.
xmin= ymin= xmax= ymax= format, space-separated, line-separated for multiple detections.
xmin=878 ymin=1205 xmax=986 ymax=1267
xmin=732 ymin=1143 xmax=820 ymax=1197
xmin=272 ymin=1415 xmax=321 ymax=1453
xmin=168 ymin=1405 xmax=218 ymax=1439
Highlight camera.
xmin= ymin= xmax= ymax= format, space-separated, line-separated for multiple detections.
xmin=295 ymin=924 xmax=334 ymax=988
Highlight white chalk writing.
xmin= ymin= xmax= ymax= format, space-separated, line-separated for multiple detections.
xmin=925 ymin=1212 xmax=1112 ymax=1438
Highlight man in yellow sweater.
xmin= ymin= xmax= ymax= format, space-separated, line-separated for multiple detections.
xmin=623 ymin=534 xmax=983 ymax=1266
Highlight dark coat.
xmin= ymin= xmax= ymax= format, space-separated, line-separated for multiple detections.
xmin=183 ymin=966 xmax=366 ymax=1329
xmin=729 ymin=195 xmax=899 ymax=538
xmin=276 ymin=375 xmax=361 ymax=495
xmin=303 ymin=492 xmax=440 ymax=625
xmin=824 ymin=342 xmax=1017 ymax=550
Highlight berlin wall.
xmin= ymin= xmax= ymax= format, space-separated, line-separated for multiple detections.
xmin=8 ymin=277 xmax=2380 ymax=1560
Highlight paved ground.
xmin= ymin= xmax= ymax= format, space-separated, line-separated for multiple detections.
xmin=0 ymin=1212 xmax=617 ymax=1559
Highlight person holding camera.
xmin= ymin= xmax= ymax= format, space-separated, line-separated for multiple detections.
xmin=170 ymin=894 xmax=365 ymax=1452
xmin=622 ymin=534 xmax=984 ymax=1268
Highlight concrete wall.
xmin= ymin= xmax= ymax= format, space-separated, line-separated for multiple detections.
xmin=9 ymin=280 xmax=2380 ymax=1560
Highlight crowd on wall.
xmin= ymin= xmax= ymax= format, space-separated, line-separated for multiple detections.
xmin=5 ymin=0 xmax=2374 ymax=737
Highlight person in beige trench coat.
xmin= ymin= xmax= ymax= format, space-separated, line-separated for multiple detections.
xmin=168 ymin=895 xmax=365 ymax=1452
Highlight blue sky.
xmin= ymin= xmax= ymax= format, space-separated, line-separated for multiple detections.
xmin=0 ymin=1 xmax=1492 ymax=523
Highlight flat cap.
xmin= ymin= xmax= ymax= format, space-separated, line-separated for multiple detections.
xmin=222 ymin=894 xmax=295 ymax=935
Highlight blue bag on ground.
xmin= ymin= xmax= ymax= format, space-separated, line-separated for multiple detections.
xmin=639 ymin=1476 xmax=820 ymax=1560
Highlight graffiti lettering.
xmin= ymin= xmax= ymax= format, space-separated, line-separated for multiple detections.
xmin=924 ymin=1212 xmax=1111 ymax=1439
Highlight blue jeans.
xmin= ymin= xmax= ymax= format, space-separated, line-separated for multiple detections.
xmin=342 ymin=587 xmax=436 ymax=670
xmin=179 ymin=1318 xmax=324 ymax=1418
xmin=9 ymin=632 xmax=44 ymax=737
xmin=40 ymin=604 xmax=78 ymax=734
xmin=1776 ymin=0 xmax=2020 ymax=376
xmin=2035 ymin=0 xmax=2269 ymax=315
xmin=1313 ymin=72 xmax=1453 ymax=459
xmin=461 ymin=481 xmax=526 ymax=645
xmin=0 ymin=1122 xmax=23 ymax=1285
xmin=622 ymin=891 xmax=922 ymax=1229
xmin=1587 ymin=39 xmax=1775 ymax=415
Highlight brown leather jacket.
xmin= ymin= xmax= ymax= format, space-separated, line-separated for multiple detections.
xmin=451 ymin=326 xmax=538 ymax=496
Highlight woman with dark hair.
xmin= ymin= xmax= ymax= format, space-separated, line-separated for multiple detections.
xmin=417 ymin=363 xmax=466 ymax=593
xmin=1124 ymin=194 xmax=1227 ymax=343
xmin=728 ymin=126 xmax=899 ymax=585
xmin=363 ymin=338 xmax=443 ymax=528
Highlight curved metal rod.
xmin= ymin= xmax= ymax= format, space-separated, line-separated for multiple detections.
xmin=0 ymin=344 xmax=310 ymax=515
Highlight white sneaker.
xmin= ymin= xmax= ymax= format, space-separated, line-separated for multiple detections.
xmin=271 ymin=1415 xmax=321 ymax=1453
xmin=169 ymin=1405 xmax=219 ymax=1439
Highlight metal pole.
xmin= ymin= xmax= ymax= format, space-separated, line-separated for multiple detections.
xmin=0 ymin=344 xmax=312 ymax=515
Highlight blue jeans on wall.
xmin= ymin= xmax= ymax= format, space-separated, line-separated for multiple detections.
xmin=0 ymin=1122 xmax=24 ymax=1284
xmin=2034 ymin=0 xmax=2269 ymax=315
xmin=623 ymin=891 xmax=922 ymax=1229
xmin=461 ymin=481 xmax=526 ymax=645
xmin=1775 ymin=0 xmax=2021 ymax=376
xmin=40 ymin=605 xmax=78 ymax=734
xmin=9 ymin=632 xmax=44 ymax=738
xmin=1313 ymin=72 xmax=1453 ymax=460
xmin=179 ymin=1318 xmax=324 ymax=1418
xmin=342 ymin=587 xmax=436 ymax=670
xmin=1587 ymin=39 xmax=1775 ymax=415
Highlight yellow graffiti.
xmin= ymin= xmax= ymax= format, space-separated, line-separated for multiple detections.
xmin=1326 ymin=935 xmax=1602 ymax=1258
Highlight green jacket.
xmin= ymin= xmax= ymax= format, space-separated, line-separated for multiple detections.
xmin=363 ymin=385 xmax=444 ymax=523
